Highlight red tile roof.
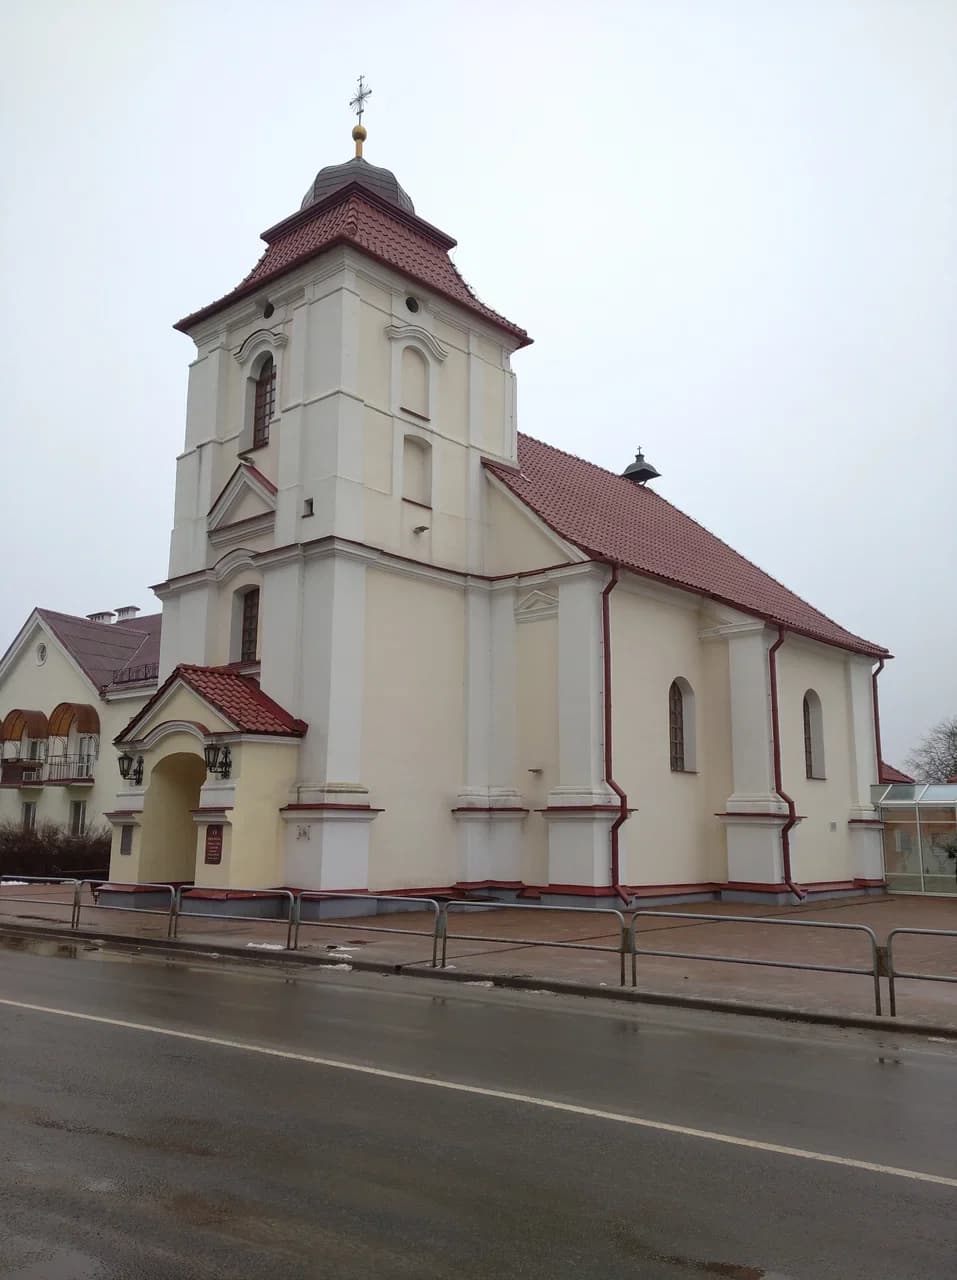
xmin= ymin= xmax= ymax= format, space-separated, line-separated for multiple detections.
xmin=175 ymin=185 xmax=530 ymax=347
xmin=116 ymin=664 xmax=307 ymax=743
xmin=879 ymin=762 xmax=915 ymax=784
xmin=486 ymin=435 xmax=888 ymax=658
xmin=36 ymin=610 xmax=163 ymax=691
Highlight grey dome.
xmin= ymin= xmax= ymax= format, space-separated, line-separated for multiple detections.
xmin=300 ymin=156 xmax=415 ymax=214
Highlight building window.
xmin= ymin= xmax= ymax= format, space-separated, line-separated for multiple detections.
xmin=70 ymin=801 xmax=86 ymax=836
xmin=668 ymin=678 xmax=697 ymax=773
xmin=240 ymin=588 xmax=260 ymax=663
xmin=402 ymin=435 xmax=432 ymax=507
xmin=669 ymin=681 xmax=685 ymax=772
xmin=22 ymin=802 xmax=37 ymax=833
xmin=252 ymin=356 xmax=276 ymax=448
xmin=119 ymin=824 xmax=133 ymax=856
xmin=803 ymin=690 xmax=826 ymax=779
xmin=400 ymin=345 xmax=430 ymax=419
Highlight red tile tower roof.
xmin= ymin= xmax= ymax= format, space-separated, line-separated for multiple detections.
xmin=175 ymin=183 xmax=530 ymax=348
xmin=486 ymin=435 xmax=888 ymax=658
xmin=115 ymin=664 xmax=307 ymax=743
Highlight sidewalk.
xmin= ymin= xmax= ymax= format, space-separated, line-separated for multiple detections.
xmin=1 ymin=885 xmax=956 ymax=1029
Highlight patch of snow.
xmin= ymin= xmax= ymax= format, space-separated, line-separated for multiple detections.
xmin=245 ymin=942 xmax=284 ymax=951
xmin=442 ymin=964 xmax=457 ymax=970
xmin=1 ymin=881 xmax=30 ymax=886
xmin=323 ymin=962 xmax=353 ymax=971
xmin=464 ymin=980 xmax=495 ymax=988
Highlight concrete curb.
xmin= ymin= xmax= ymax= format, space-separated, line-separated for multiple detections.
xmin=1 ymin=919 xmax=955 ymax=1042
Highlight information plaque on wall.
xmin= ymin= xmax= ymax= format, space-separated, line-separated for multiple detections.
xmin=204 ymin=824 xmax=223 ymax=865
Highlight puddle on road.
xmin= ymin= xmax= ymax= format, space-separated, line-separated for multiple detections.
xmin=611 ymin=1225 xmax=779 ymax=1277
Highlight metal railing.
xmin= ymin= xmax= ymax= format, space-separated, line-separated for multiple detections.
xmin=171 ymin=886 xmax=298 ymax=951
xmin=293 ymin=893 xmax=444 ymax=965
xmin=46 ymin=755 xmax=96 ymax=782
xmin=439 ymin=900 xmax=631 ymax=986
xmin=628 ymin=910 xmax=883 ymax=1015
xmin=111 ymin=661 xmax=160 ymax=685
xmin=0 ymin=876 xmax=82 ymax=926
xmin=77 ymin=880 xmax=178 ymax=931
xmin=886 ymin=927 xmax=957 ymax=1017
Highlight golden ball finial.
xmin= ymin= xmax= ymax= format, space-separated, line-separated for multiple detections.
xmin=352 ymin=123 xmax=367 ymax=157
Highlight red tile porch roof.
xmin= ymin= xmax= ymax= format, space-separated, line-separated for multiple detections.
xmin=175 ymin=185 xmax=530 ymax=348
xmin=486 ymin=434 xmax=888 ymax=658
xmin=116 ymin=664 xmax=307 ymax=743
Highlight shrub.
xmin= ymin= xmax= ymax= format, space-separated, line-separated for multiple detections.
xmin=0 ymin=820 xmax=111 ymax=879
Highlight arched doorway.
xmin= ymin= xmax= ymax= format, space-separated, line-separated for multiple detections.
xmin=139 ymin=752 xmax=206 ymax=883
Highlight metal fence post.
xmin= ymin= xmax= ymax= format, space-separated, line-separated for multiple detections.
xmin=886 ymin=935 xmax=897 ymax=1017
xmin=168 ymin=886 xmax=182 ymax=939
xmin=438 ymin=902 xmax=449 ymax=968
xmin=71 ymin=880 xmax=82 ymax=930
xmin=284 ymin=891 xmax=296 ymax=952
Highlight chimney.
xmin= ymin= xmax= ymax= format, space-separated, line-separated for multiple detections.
xmin=87 ymin=610 xmax=115 ymax=625
xmin=114 ymin=606 xmax=141 ymax=623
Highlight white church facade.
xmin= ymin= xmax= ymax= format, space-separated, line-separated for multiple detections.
xmin=93 ymin=125 xmax=890 ymax=906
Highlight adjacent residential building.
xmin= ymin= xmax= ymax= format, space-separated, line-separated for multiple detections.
xmin=0 ymin=609 xmax=160 ymax=835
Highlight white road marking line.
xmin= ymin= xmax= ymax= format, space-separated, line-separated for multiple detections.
xmin=2 ymin=994 xmax=955 ymax=1190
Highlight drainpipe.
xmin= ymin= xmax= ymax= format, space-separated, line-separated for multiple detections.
xmin=871 ymin=658 xmax=885 ymax=781
xmin=600 ymin=564 xmax=631 ymax=906
xmin=767 ymin=626 xmax=806 ymax=901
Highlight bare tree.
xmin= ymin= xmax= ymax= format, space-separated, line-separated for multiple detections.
xmin=905 ymin=716 xmax=957 ymax=783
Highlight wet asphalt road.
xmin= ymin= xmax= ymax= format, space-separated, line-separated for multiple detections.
xmin=0 ymin=933 xmax=956 ymax=1280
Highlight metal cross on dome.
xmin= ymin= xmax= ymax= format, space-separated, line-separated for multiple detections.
xmin=350 ymin=75 xmax=372 ymax=123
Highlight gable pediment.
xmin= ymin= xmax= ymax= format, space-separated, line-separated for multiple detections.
xmin=515 ymin=588 xmax=558 ymax=622
xmin=208 ymin=463 xmax=277 ymax=543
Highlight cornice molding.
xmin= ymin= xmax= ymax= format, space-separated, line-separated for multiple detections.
xmin=384 ymin=323 xmax=449 ymax=362
xmin=233 ymin=327 xmax=289 ymax=367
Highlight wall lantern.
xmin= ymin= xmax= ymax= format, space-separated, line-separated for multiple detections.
xmin=117 ymin=752 xmax=144 ymax=785
xmin=203 ymin=741 xmax=232 ymax=780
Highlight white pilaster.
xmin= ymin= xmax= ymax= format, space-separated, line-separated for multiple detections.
xmin=846 ymin=656 xmax=885 ymax=882
xmin=545 ymin=569 xmax=616 ymax=888
xmin=719 ymin=622 xmax=788 ymax=886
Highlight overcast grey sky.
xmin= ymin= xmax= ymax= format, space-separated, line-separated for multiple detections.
xmin=2 ymin=0 xmax=954 ymax=765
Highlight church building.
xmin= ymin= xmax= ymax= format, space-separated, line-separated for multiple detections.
xmin=105 ymin=113 xmax=890 ymax=905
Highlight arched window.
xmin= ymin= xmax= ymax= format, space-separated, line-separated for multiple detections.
xmin=402 ymin=435 xmax=432 ymax=507
xmin=400 ymin=345 xmax=430 ymax=419
xmin=252 ymin=356 xmax=276 ymax=448
xmin=240 ymin=587 xmax=260 ymax=663
xmin=803 ymin=690 xmax=825 ymax=779
xmin=668 ymin=678 xmax=697 ymax=773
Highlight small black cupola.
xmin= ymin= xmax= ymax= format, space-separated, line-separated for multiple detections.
xmin=622 ymin=447 xmax=660 ymax=486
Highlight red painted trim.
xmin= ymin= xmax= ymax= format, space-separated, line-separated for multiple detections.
xmin=800 ymin=880 xmax=857 ymax=892
xmin=190 ymin=807 xmax=234 ymax=816
xmin=768 ymin=628 xmax=806 ymax=900
xmin=723 ymin=881 xmax=792 ymax=894
xmin=453 ymin=880 xmax=525 ymax=890
xmin=279 ymin=803 xmax=384 ymax=813
xmin=450 ymin=806 xmax=529 ymax=815
xmin=854 ymin=877 xmax=887 ymax=888
xmin=538 ymin=804 xmax=623 ymax=815
xmin=629 ymin=882 xmax=721 ymax=898
xmin=715 ymin=811 xmax=792 ymax=821
xmin=96 ymin=882 xmax=183 ymax=894
xmin=520 ymin=883 xmax=618 ymax=897
xmin=182 ymin=888 xmax=288 ymax=901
